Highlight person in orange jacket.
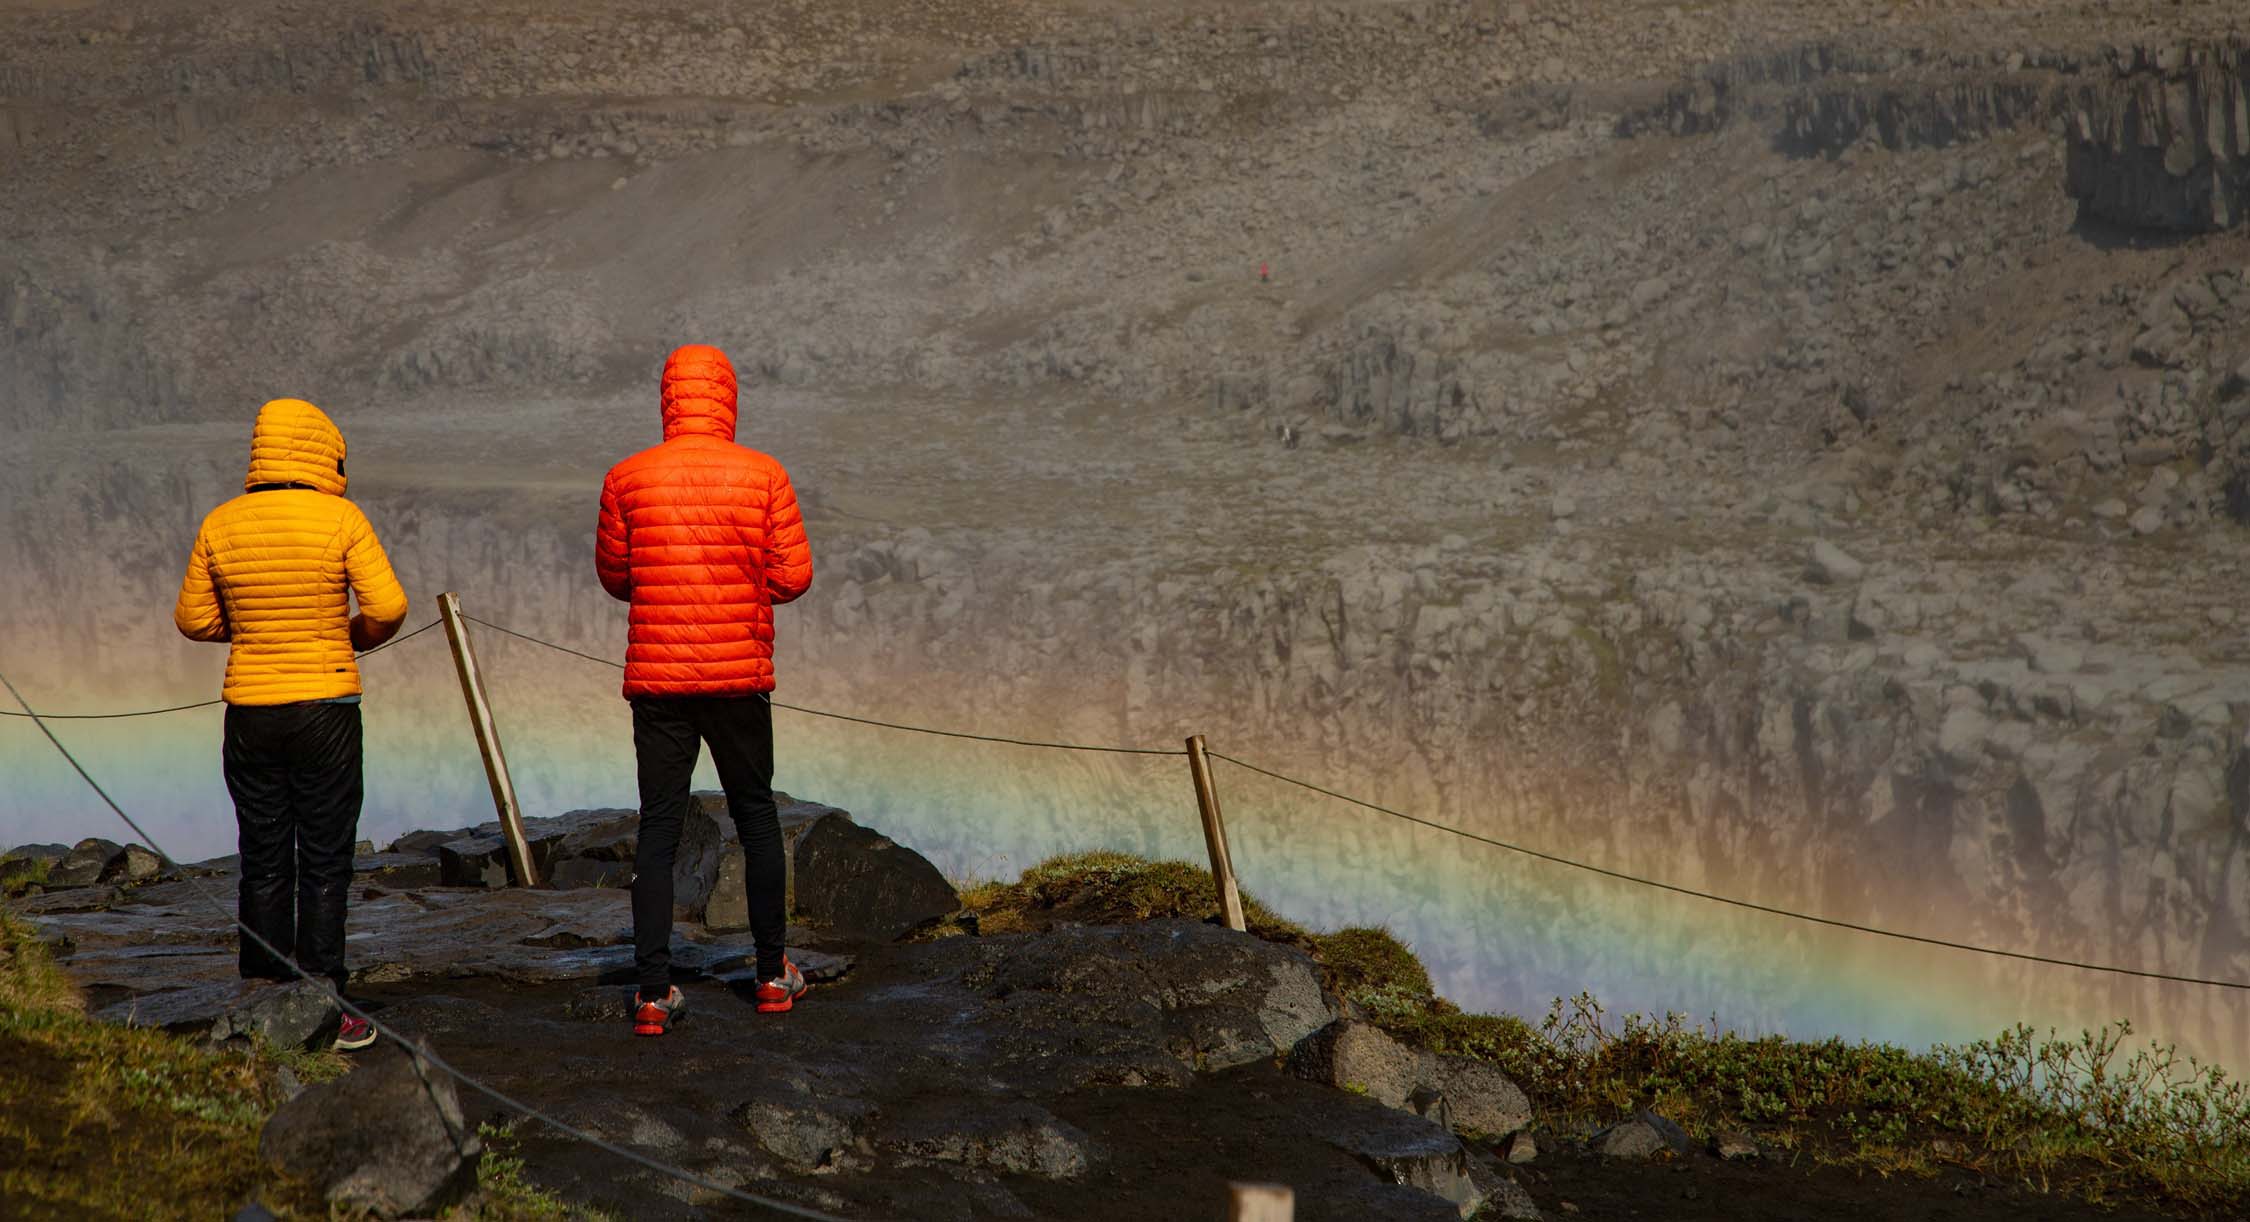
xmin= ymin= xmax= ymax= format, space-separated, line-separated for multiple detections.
xmin=597 ymin=344 xmax=814 ymax=1035
xmin=174 ymin=398 xmax=408 ymax=1050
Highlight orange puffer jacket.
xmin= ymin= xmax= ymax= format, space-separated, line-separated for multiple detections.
xmin=596 ymin=345 xmax=814 ymax=698
xmin=173 ymin=399 xmax=410 ymax=705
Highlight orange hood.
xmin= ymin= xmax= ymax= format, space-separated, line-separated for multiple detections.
xmin=660 ymin=345 xmax=739 ymax=442
xmin=244 ymin=398 xmax=348 ymax=495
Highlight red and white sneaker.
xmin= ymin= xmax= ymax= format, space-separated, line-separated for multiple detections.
xmin=633 ymin=986 xmax=686 ymax=1037
xmin=334 ymin=1015 xmax=378 ymax=1051
xmin=754 ymin=959 xmax=807 ymax=1014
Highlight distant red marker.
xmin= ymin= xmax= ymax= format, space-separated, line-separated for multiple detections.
xmin=1259 ymin=262 xmax=1270 ymax=283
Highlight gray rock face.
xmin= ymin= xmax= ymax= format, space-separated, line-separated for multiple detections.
xmin=792 ymin=814 xmax=959 ymax=942
xmin=260 ymin=1044 xmax=482 ymax=1218
xmin=1291 ymin=1021 xmax=1532 ymax=1140
xmin=206 ymin=981 xmax=343 ymax=1052
xmin=1289 ymin=1019 xmax=1425 ymax=1109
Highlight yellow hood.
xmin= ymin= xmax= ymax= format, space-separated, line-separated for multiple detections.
xmin=243 ymin=398 xmax=348 ymax=495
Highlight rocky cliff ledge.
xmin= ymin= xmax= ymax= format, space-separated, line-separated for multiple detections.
xmin=8 ymin=801 xmax=2231 ymax=1221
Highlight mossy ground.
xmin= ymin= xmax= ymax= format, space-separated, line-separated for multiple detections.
xmin=951 ymin=851 xmax=2250 ymax=1214
xmin=0 ymin=910 xmax=589 ymax=1219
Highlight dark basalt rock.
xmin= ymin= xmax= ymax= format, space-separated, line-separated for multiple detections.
xmin=47 ymin=838 xmax=123 ymax=887
xmin=260 ymin=1043 xmax=482 ymax=1218
xmin=792 ymin=814 xmax=958 ymax=942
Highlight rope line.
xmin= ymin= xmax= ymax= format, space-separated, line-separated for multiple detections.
xmin=0 ymin=620 xmax=444 ymax=720
xmin=460 ymin=614 xmax=1187 ymax=757
xmin=0 ymin=664 xmax=861 ymax=1222
xmin=9 ymin=604 xmax=2243 ymax=991
xmin=1210 ymin=750 xmax=2250 ymax=992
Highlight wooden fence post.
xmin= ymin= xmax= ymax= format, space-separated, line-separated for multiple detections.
xmin=1228 ymin=1182 xmax=1294 ymax=1222
xmin=1185 ymin=734 xmax=1247 ymax=932
xmin=437 ymin=592 xmax=541 ymax=888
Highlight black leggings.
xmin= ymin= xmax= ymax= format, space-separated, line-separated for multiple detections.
xmin=223 ymin=701 xmax=363 ymax=989
xmin=629 ymin=695 xmax=785 ymax=997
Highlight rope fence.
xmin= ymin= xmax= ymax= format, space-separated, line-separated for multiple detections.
xmin=0 ymin=620 xmax=445 ymax=720
xmin=8 ymin=592 xmax=2249 ymax=1217
xmin=7 ymin=604 xmax=2246 ymax=991
xmin=459 ymin=614 xmax=1187 ymax=756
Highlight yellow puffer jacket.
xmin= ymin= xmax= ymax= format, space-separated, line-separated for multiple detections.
xmin=173 ymin=399 xmax=410 ymax=706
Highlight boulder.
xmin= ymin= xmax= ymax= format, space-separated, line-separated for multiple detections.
xmin=436 ymin=838 xmax=509 ymax=888
xmin=1428 ymin=1055 xmax=1532 ymax=1139
xmin=1 ymin=844 xmax=67 ymax=891
xmin=1805 ymin=539 xmax=1865 ymax=584
xmin=206 ymin=981 xmax=343 ymax=1052
xmin=100 ymin=843 xmax=166 ymax=885
xmin=669 ymin=793 xmax=736 ymax=921
xmin=703 ymin=846 xmax=750 ymax=931
xmin=550 ymin=808 xmax=640 ymax=862
xmin=47 ymin=838 xmax=124 ymax=887
xmin=792 ymin=815 xmax=959 ymax=941
xmin=1502 ymin=1131 xmax=1538 ymax=1164
xmin=1593 ymin=1110 xmax=1695 ymax=1160
xmin=260 ymin=1043 xmax=481 ymax=1218
xmin=1291 ymin=1025 xmax=1531 ymax=1140
xmin=1290 ymin=1020 xmax=1425 ymax=1109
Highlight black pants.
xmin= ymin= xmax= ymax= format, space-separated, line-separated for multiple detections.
xmin=223 ymin=701 xmax=363 ymax=990
xmin=631 ymin=694 xmax=785 ymax=998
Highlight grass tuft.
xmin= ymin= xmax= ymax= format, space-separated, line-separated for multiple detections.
xmin=446 ymin=1121 xmax=610 ymax=1221
xmin=1 ymin=854 xmax=52 ymax=899
xmin=0 ymin=910 xmax=316 ymax=1218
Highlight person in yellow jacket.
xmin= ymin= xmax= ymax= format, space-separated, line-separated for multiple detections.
xmin=174 ymin=398 xmax=407 ymax=1049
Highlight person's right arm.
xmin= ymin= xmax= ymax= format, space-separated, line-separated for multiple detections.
xmin=343 ymin=505 xmax=409 ymax=651
xmin=764 ymin=463 xmax=813 ymax=605
xmin=173 ymin=527 xmax=230 ymax=642
xmin=597 ymin=469 xmax=632 ymax=602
